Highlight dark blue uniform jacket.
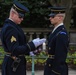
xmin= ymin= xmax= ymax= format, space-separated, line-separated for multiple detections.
xmin=1 ymin=19 xmax=36 ymax=75
xmin=44 ymin=25 xmax=69 ymax=75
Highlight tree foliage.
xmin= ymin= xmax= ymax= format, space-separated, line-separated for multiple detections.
xmin=0 ymin=0 xmax=52 ymax=28
xmin=0 ymin=0 xmax=76 ymax=29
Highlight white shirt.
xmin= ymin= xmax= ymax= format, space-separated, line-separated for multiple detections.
xmin=52 ymin=23 xmax=63 ymax=33
xmin=9 ymin=18 xmax=14 ymax=22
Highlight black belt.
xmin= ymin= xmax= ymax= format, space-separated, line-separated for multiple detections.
xmin=48 ymin=55 xmax=55 ymax=59
xmin=5 ymin=52 xmax=24 ymax=60
xmin=5 ymin=52 xmax=24 ymax=56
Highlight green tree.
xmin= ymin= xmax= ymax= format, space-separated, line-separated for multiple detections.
xmin=0 ymin=0 xmax=76 ymax=29
xmin=0 ymin=0 xmax=51 ymax=28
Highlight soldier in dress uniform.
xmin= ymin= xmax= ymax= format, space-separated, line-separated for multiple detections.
xmin=1 ymin=1 xmax=46 ymax=75
xmin=44 ymin=7 xmax=69 ymax=75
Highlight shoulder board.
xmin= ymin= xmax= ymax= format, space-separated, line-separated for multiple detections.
xmin=59 ymin=32 xmax=66 ymax=35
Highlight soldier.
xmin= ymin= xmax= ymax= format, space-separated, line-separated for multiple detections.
xmin=1 ymin=1 xmax=46 ymax=75
xmin=44 ymin=7 xmax=69 ymax=75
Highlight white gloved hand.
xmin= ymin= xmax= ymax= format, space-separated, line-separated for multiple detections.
xmin=32 ymin=38 xmax=46 ymax=48
xmin=30 ymin=51 xmax=35 ymax=56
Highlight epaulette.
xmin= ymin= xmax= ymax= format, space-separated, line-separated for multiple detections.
xmin=59 ymin=32 xmax=66 ymax=35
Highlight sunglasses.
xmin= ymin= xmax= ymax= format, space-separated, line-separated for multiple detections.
xmin=18 ymin=15 xmax=24 ymax=19
xmin=13 ymin=11 xmax=24 ymax=19
xmin=50 ymin=15 xmax=63 ymax=18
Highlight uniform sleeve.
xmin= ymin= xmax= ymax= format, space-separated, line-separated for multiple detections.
xmin=52 ymin=32 xmax=68 ymax=74
xmin=4 ymin=26 xmax=35 ymax=56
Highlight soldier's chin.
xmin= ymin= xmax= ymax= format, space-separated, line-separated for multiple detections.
xmin=18 ymin=22 xmax=21 ymax=24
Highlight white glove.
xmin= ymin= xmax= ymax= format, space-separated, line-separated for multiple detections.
xmin=32 ymin=38 xmax=46 ymax=48
xmin=30 ymin=51 xmax=35 ymax=56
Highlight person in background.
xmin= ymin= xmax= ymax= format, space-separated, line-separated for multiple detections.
xmin=44 ymin=7 xmax=69 ymax=75
xmin=1 ymin=1 xmax=46 ymax=75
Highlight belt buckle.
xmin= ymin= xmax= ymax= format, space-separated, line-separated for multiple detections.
xmin=11 ymin=56 xmax=17 ymax=60
xmin=48 ymin=55 xmax=54 ymax=59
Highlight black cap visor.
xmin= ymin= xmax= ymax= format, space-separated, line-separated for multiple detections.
xmin=48 ymin=13 xmax=57 ymax=18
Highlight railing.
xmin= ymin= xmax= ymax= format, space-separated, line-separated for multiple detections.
xmin=22 ymin=28 xmax=51 ymax=43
